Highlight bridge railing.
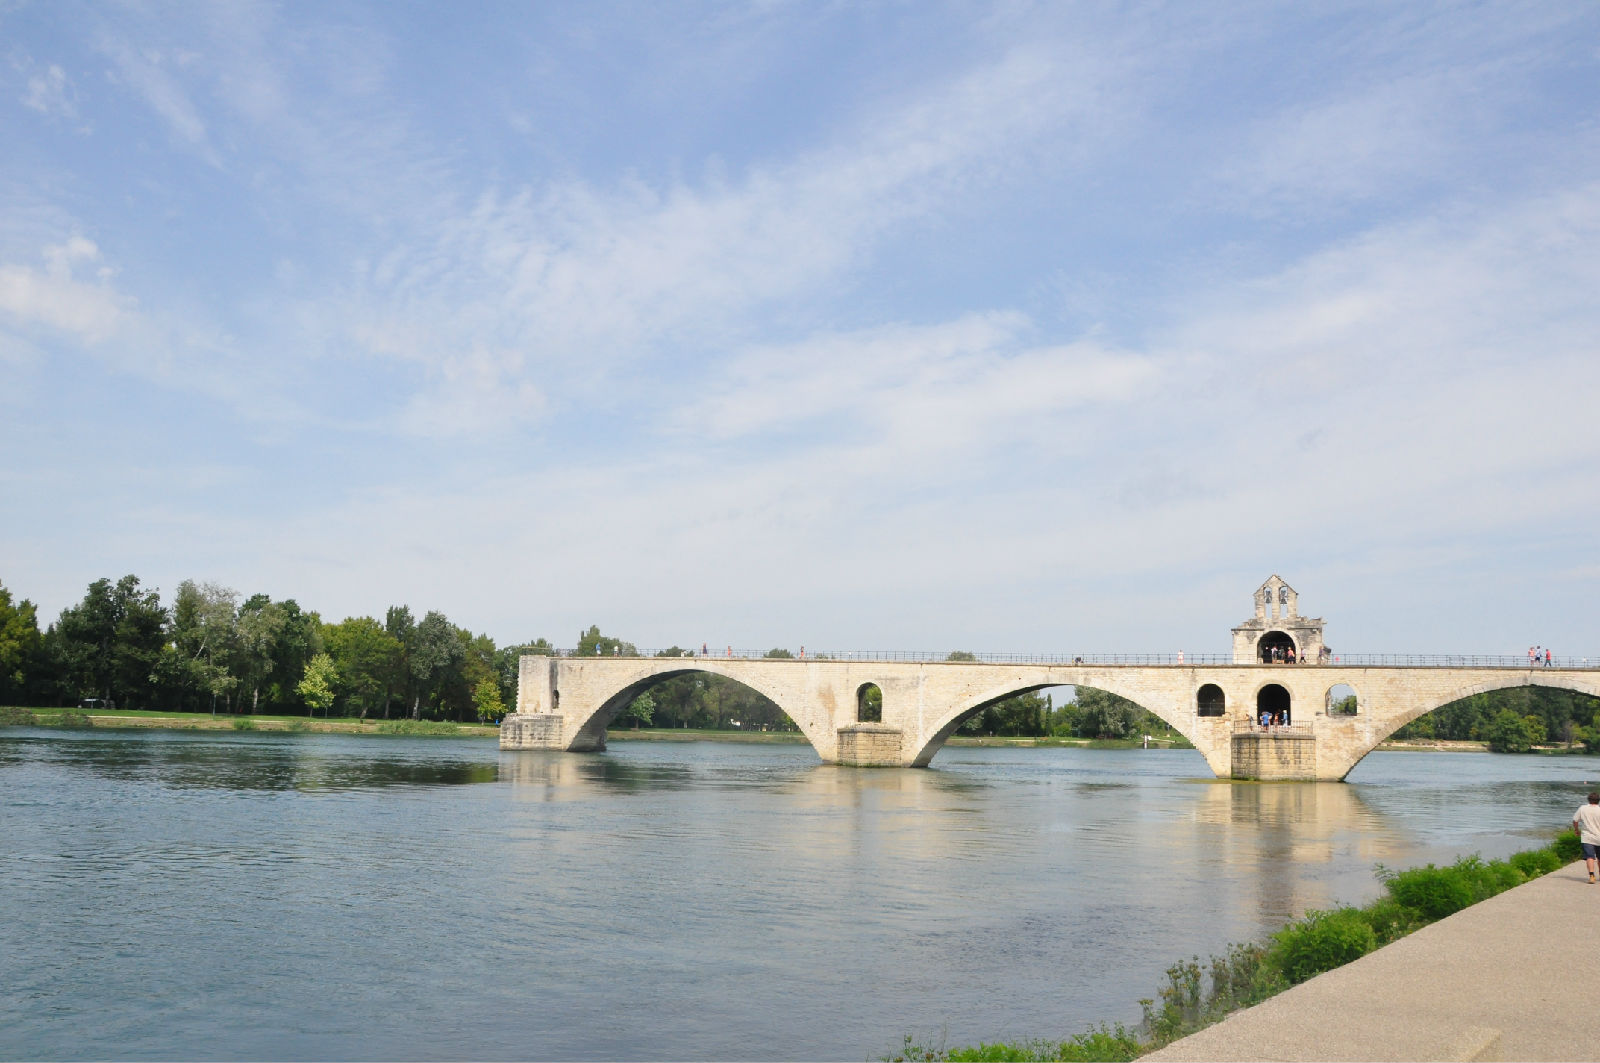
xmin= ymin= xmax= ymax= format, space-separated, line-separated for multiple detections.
xmin=1234 ymin=720 xmax=1315 ymax=735
xmin=541 ymin=649 xmax=1600 ymax=668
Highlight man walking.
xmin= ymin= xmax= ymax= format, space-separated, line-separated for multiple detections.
xmin=1573 ymin=792 xmax=1600 ymax=883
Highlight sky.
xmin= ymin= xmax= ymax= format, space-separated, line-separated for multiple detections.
xmin=2 ymin=1 xmax=1598 ymax=656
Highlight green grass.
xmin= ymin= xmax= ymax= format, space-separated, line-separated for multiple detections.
xmin=889 ymin=829 xmax=1584 ymax=1061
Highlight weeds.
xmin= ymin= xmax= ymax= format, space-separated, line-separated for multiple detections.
xmin=0 ymin=706 xmax=37 ymax=726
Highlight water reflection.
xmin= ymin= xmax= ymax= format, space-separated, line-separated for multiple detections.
xmin=4 ymin=727 xmax=501 ymax=791
xmin=5 ymin=732 xmax=1598 ymax=1062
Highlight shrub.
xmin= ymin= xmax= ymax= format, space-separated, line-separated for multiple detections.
xmin=1510 ymin=848 xmax=1561 ymax=877
xmin=231 ymin=717 xmax=256 ymax=731
xmin=56 ymin=709 xmax=93 ymax=728
xmin=0 ymin=706 xmax=37 ymax=726
xmin=1483 ymin=858 xmax=1525 ymax=893
xmin=1553 ymin=829 xmax=1583 ymax=863
xmin=1357 ymin=897 xmax=1418 ymax=945
xmin=1269 ymin=907 xmax=1376 ymax=984
xmin=1384 ymin=864 xmax=1474 ymax=920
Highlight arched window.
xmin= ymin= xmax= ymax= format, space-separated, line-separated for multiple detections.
xmin=1257 ymin=684 xmax=1291 ymax=726
xmin=1327 ymin=683 xmax=1358 ymax=716
xmin=857 ymin=683 xmax=882 ymax=723
xmin=1197 ymin=684 xmax=1226 ymax=716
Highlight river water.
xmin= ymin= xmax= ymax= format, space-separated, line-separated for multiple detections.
xmin=3 ymin=728 xmax=1597 ymax=1061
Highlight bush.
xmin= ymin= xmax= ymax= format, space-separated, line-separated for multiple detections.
xmin=1553 ymin=829 xmax=1583 ymax=863
xmin=232 ymin=717 xmax=256 ymax=731
xmin=1269 ymin=907 xmax=1376 ymax=984
xmin=1357 ymin=897 xmax=1419 ymax=945
xmin=1510 ymin=848 xmax=1562 ymax=877
xmin=1384 ymin=864 xmax=1474 ymax=920
xmin=0 ymin=706 xmax=37 ymax=726
xmin=55 ymin=709 xmax=93 ymax=728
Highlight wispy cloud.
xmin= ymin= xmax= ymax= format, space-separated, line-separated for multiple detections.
xmin=0 ymin=237 xmax=131 ymax=343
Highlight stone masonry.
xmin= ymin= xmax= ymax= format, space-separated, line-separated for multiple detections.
xmin=499 ymin=579 xmax=1600 ymax=780
xmin=500 ymin=654 xmax=1600 ymax=781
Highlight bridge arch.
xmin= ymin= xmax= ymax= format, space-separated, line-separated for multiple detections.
xmin=1334 ymin=674 xmax=1600 ymax=779
xmin=907 ymin=676 xmax=1201 ymax=768
xmin=564 ymin=662 xmax=831 ymax=758
xmin=1197 ymin=683 xmax=1226 ymax=716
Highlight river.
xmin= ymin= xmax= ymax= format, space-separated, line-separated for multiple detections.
xmin=3 ymin=727 xmax=1596 ymax=1061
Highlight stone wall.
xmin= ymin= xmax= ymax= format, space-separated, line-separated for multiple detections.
xmin=1231 ymin=731 xmax=1317 ymax=780
xmin=835 ymin=724 xmax=904 ymax=766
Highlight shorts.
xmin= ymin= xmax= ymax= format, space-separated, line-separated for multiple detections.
xmin=1582 ymin=842 xmax=1600 ymax=861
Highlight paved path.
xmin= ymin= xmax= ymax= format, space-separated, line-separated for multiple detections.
xmin=1145 ymin=862 xmax=1600 ymax=1062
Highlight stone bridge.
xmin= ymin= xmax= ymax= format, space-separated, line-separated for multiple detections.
xmin=499 ymin=654 xmax=1600 ymax=781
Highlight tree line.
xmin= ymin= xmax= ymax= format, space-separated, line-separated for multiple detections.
xmin=5 ymin=574 xmax=1591 ymax=744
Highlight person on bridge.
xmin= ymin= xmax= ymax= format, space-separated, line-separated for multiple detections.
xmin=1573 ymin=793 xmax=1600 ymax=884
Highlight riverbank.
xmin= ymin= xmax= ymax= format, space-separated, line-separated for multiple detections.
xmin=3 ymin=706 xmax=500 ymax=738
xmin=890 ymin=830 xmax=1585 ymax=1062
xmin=1145 ymin=858 xmax=1597 ymax=1061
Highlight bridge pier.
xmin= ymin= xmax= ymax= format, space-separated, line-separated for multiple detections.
xmin=1230 ymin=730 xmax=1317 ymax=781
xmin=835 ymin=724 xmax=904 ymax=766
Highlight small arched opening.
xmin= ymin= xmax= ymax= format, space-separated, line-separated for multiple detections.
xmin=857 ymin=683 xmax=883 ymax=723
xmin=1197 ymin=683 xmax=1226 ymax=717
xmin=1258 ymin=630 xmax=1297 ymax=664
xmin=1257 ymin=683 xmax=1291 ymax=726
xmin=1327 ymin=683 xmax=1358 ymax=716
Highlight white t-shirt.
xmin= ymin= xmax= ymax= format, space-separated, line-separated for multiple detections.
xmin=1574 ymin=803 xmax=1600 ymax=844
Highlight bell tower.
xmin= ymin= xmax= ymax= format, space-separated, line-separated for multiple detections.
xmin=1231 ymin=576 xmax=1326 ymax=664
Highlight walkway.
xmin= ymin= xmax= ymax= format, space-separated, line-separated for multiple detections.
xmin=1145 ymin=861 xmax=1600 ymax=1061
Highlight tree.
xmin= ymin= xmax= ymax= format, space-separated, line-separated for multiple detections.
xmin=1484 ymin=709 xmax=1534 ymax=754
xmin=168 ymin=580 xmax=239 ymax=712
xmin=946 ymin=651 xmax=978 ymax=661
xmin=764 ymin=648 xmax=794 ymax=659
xmin=323 ymin=617 xmax=402 ymax=719
xmin=235 ymin=595 xmax=287 ymax=714
xmin=472 ymin=677 xmax=505 ymax=723
xmin=575 ymin=625 xmax=637 ymax=657
xmin=618 ymin=690 xmax=654 ymax=728
xmin=51 ymin=575 xmax=168 ymax=709
xmin=297 ymin=653 xmax=338 ymax=717
xmin=408 ymin=610 xmax=462 ymax=719
xmin=1075 ymin=687 xmax=1138 ymax=738
xmin=0 ymin=580 xmax=42 ymax=703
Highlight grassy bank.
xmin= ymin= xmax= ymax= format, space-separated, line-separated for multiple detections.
xmin=0 ymin=705 xmax=498 ymax=738
xmin=888 ymin=830 xmax=1586 ymax=1062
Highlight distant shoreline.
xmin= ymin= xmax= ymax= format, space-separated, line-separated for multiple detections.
xmin=5 ymin=709 xmax=1580 ymax=756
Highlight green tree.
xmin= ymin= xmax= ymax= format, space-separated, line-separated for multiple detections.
xmin=168 ymin=580 xmax=239 ymax=712
xmin=296 ymin=653 xmax=338 ymax=717
xmin=52 ymin=575 xmax=168 ymax=709
xmin=1484 ymin=709 xmax=1534 ymax=753
xmin=574 ymin=625 xmax=637 ymax=657
xmin=618 ymin=689 xmax=654 ymax=728
xmin=0 ymin=580 xmax=42 ymax=703
xmin=472 ymin=677 xmax=505 ymax=723
xmin=323 ymin=617 xmax=402 ymax=718
xmin=763 ymin=648 xmax=794 ymax=659
xmin=408 ymin=610 xmax=462 ymax=719
xmin=235 ymin=595 xmax=287 ymax=714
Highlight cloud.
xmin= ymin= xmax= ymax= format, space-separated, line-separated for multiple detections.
xmin=0 ymin=237 xmax=132 ymax=343
xmin=21 ymin=63 xmax=79 ymax=120
xmin=324 ymin=43 xmax=1124 ymax=436
xmin=98 ymin=37 xmax=217 ymax=164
